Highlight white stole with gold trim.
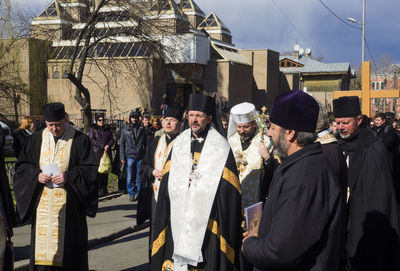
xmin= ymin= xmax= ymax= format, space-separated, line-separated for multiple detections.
xmin=168 ymin=127 xmax=230 ymax=271
xmin=35 ymin=126 xmax=75 ymax=267
xmin=153 ymin=134 xmax=174 ymax=202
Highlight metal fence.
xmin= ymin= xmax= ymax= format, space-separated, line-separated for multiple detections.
xmin=5 ymin=161 xmax=16 ymax=187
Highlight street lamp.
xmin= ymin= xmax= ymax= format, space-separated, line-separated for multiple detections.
xmin=347 ymin=0 xmax=366 ymax=63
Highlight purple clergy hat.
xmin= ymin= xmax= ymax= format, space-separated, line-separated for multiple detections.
xmin=269 ymin=90 xmax=319 ymax=133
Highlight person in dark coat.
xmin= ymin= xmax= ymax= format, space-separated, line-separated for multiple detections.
xmin=372 ymin=112 xmax=398 ymax=155
xmin=13 ymin=103 xmax=98 ymax=271
xmin=333 ymin=96 xmax=400 ymax=271
xmin=12 ymin=116 xmax=33 ymax=158
xmin=88 ymin=116 xmax=114 ymax=197
xmin=0 ymin=126 xmax=16 ymax=270
xmin=120 ymin=111 xmax=147 ymax=201
xmin=242 ymin=90 xmax=346 ymax=271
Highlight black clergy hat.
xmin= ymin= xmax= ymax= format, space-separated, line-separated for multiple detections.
xmin=164 ymin=108 xmax=182 ymax=121
xmin=333 ymin=96 xmax=361 ymax=118
xmin=269 ymin=90 xmax=319 ymax=133
xmin=42 ymin=102 xmax=66 ymax=122
xmin=188 ymin=93 xmax=215 ymax=116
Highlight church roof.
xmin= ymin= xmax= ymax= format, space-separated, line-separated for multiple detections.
xmin=280 ymin=55 xmax=350 ymax=74
xmin=150 ymin=0 xmax=183 ymax=15
xmin=197 ymin=12 xmax=231 ymax=34
xmin=181 ymin=0 xmax=205 ymax=17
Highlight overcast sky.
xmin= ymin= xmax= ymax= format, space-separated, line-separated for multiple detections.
xmin=10 ymin=0 xmax=400 ymax=68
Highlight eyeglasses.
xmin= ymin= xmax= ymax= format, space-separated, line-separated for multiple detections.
xmin=97 ymin=119 xmax=104 ymax=122
xmin=188 ymin=113 xmax=207 ymax=120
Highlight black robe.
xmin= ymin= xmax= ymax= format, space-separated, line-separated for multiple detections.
xmin=13 ymin=129 xmax=98 ymax=271
xmin=151 ymin=129 xmax=243 ymax=270
xmin=338 ymin=127 xmax=400 ymax=271
xmin=243 ymin=143 xmax=346 ymax=271
xmin=0 ymin=127 xmax=15 ymax=238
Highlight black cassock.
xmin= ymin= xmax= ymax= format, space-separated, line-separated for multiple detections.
xmin=243 ymin=143 xmax=346 ymax=271
xmin=13 ymin=129 xmax=98 ymax=271
xmin=151 ymin=130 xmax=243 ymax=270
xmin=339 ymin=127 xmax=400 ymax=271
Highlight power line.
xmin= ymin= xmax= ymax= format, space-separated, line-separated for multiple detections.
xmin=270 ymin=0 xmax=328 ymax=61
xmin=318 ymin=0 xmax=360 ymax=30
xmin=364 ymin=37 xmax=379 ymax=72
xmin=318 ymin=0 xmax=379 ymax=72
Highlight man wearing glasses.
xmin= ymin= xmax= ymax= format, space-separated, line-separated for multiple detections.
xmin=151 ymin=93 xmax=242 ymax=271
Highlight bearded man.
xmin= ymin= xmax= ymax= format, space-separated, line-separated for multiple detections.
xmin=151 ymin=93 xmax=242 ymax=271
xmin=228 ymin=102 xmax=276 ymax=208
xmin=242 ymin=90 xmax=345 ymax=270
xmin=14 ymin=103 xmax=98 ymax=271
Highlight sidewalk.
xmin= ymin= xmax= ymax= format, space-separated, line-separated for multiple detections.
xmin=12 ymin=193 xmax=148 ymax=270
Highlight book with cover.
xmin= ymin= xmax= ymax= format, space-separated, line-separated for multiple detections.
xmin=244 ymin=201 xmax=263 ymax=236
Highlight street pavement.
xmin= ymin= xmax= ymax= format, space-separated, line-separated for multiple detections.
xmin=12 ymin=193 xmax=150 ymax=271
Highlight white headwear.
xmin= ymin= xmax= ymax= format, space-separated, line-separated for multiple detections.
xmin=227 ymin=102 xmax=258 ymax=138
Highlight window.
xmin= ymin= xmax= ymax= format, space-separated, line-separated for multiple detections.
xmin=39 ymin=2 xmax=57 ymax=17
xmin=52 ymin=67 xmax=60 ymax=79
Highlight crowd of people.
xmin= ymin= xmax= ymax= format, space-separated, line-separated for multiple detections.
xmin=0 ymin=90 xmax=399 ymax=271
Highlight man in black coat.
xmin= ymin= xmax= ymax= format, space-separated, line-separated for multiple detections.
xmin=120 ymin=111 xmax=147 ymax=201
xmin=242 ymin=90 xmax=346 ymax=271
xmin=333 ymin=97 xmax=400 ymax=271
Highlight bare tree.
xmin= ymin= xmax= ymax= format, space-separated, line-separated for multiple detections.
xmin=0 ymin=2 xmax=36 ymax=122
xmin=30 ymin=0 xmax=186 ymax=132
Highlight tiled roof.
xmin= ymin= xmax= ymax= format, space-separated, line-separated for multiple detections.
xmin=280 ymin=55 xmax=350 ymax=74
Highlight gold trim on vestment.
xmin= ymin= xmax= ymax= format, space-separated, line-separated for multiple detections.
xmin=206 ymin=219 xmax=235 ymax=265
xmin=162 ymin=160 xmax=171 ymax=177
xmin=222 ymin=167 xmax=241 ymax=194
xmin=35 ymin=126 xmax=75 ymax=267
xmin=152 ymin=226 xmax=167 ymax=257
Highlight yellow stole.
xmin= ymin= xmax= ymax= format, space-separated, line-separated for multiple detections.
xmin=35 ymin=126 xmax=75 ymax=267
xmin=153 ymin=135 xmax=175 ymax=202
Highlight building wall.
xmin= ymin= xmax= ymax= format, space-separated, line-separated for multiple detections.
xmin=303 ymin=77 xmax=341 ymax=111
xmin=239 ymin=49 xmax=280 ymax=110
xmin=47 ymin=57 xmax=160 ymax=120
xmin=0 ymin=38 xmax=50 ymax=120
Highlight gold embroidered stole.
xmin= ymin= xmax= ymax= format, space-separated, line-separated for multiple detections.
xmin=153 ymin=135 xmax=174 ymax=201
xmin=229 ymin=132 xmax=265 ymax=208
xmin=35 ymin=126 xmax=75 ymax=267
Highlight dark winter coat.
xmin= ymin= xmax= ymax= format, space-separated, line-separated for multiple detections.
xmin=243 ymin=143 xmax=345 ymax=271
xmin=88 ymin=124 xmax=114 ymax=164
xmin=120 ymin=115 xmax=147 ymax=160
xmin=338 ymin=127 xmax=400 ymax=271
xmin=12 ymin=128 xmax=31 ymax=158
xmin=373 ymin=123 xmax=398 ymax=158
xmin=0 ymin=127 xmax=15 ymax=237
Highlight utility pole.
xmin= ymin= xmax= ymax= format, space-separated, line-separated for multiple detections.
xmin=362 ymin=0 xmax=365 ymax=62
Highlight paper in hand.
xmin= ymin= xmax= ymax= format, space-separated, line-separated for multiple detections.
xmin=41 ymin=164 xmax=62 ymax=188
